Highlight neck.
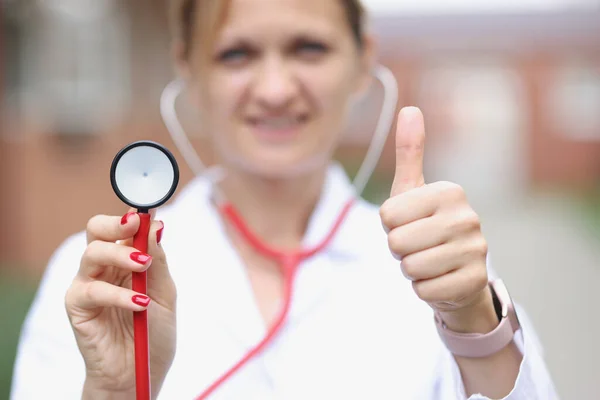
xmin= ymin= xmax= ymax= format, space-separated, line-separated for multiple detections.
xmin=216 ymin=166 xmax=328 ymax=250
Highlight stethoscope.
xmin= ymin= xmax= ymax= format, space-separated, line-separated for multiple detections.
xmin=110 ymin=140 xmax=180 ymax=400
xmin=110 ymin=64 xmax=398 ymax=400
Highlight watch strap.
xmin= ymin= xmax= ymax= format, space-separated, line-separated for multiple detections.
xmin=434 ymin=279 xmax=520 ymax=358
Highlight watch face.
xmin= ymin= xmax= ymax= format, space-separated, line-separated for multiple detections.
xmin=491 ymin=279 xmax=521 ymax=330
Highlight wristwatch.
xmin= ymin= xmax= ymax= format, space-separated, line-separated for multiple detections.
xmin=434 ymin=279 xmax=521 ymax=358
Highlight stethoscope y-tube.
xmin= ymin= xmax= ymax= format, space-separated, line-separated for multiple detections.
xmin=193 ymin=199 xmax=355 ymax=399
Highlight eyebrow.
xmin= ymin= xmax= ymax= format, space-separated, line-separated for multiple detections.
xmin=217 ymin=24 xmax=338 ymax=49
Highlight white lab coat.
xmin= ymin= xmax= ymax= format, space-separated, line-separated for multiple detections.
xmin=11 ymin=163 xmax=558 ymax=399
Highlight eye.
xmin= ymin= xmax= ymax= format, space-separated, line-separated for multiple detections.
xmin=216 ymin=46 xmax=253 ymax=65
xmin=295 ymin=40 xmax=329 ymax=59
xmin=219 ymin=48 xmax=246 ymax=61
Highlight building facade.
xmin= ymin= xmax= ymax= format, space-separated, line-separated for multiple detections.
xmin=1 ymin=1 xmax=599 ymax=273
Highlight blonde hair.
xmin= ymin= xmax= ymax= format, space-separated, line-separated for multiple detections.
xmin=169 ymin=0 xmax=366 ymax=59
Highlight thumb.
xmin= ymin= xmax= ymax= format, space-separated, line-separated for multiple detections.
xmin=390 ymin=107 xmax=426 ymax=196
xmin=146 ymin=212 xmax=175 ymax=306
xmin=118 ymin=207 xmax=157 ymax=247
xmin=124 ymin=208 xmax=169 ymax=285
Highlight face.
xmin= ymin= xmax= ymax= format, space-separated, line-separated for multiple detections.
xmin=182 ymin=0 xmax=373 ymax=179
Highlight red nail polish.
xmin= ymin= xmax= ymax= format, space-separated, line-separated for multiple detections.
xmin=132 ymin=294 xmax=150 ymax=307
xmin=121 ymin=212 xmax=136 ymax=225
xmin=156 ymin=221 xmax=164 ymax=244
xmin=130 ymin=252 xmax=152 ymax=265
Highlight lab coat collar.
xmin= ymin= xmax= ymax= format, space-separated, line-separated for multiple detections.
xmin=184 ymin=162 xmax=363 ymax=258
xmin=300 ymin=162 xmax=362 ymax=258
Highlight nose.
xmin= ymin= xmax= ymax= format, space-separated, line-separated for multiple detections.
xmin=253 ymin=55 xmax=297 ymax=110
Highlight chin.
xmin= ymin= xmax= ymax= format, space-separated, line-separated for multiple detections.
xmin=226 ymin=147 xmax=331 ymax=180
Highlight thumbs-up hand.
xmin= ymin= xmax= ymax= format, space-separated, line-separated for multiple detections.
xmin=380 ymin=107 xmax=498 ymax=334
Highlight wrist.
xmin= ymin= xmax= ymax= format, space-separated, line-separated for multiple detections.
xmin=437 ymin=286 xmax=499 ymax=334
xmin=82 ymin=379 xmax=135 ymax=400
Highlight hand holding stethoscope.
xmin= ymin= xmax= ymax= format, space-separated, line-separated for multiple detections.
xmin=65 ymin=142 xmax=179 ymax=399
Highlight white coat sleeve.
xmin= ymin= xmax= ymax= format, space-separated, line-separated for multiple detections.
xmin=10 ymin=233 xmax=88 ymax=400
xmin=431 ymin=254 xmax=560 ymax=399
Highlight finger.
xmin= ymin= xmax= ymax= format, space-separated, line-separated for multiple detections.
xmin=400 ymin=237 xmax=485 ymax=281
xmin=66 ymin=279 xmax=151 ymax=313
xmin=387 ymin=215 xmax=448 ymax=258
xmin=87 ymin=209 xmax=141 ymax=244
xmin=147 ymin=219 xmax=168 ymax=273
xmin=411 ymin=264 xmax=488 ymax=306
xmin=118 ymin=209 xmax=159 ymax=248
xmin=379 ymin=185 xmax=437 ymax=230
xmin=390 ymin=106 xmax=426 ymax=197
xmin=387 ymin=201 xmax=483 ymax=256
xmin=146 ymin=220 xmax=176 ymax=305
xmin=80 ymin=241 xmax=153 ymax=279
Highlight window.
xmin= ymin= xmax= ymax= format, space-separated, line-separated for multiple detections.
xmin=11 ymin=0 xmax=131 ymax=135
xmin=547 ymin=61 xmax=600 ymax=141
xmin=417 ymin=59 xmax=528 ymax=205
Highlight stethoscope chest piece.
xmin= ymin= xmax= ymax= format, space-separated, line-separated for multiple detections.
xmin=110 ymin=140 xmax=180 ymax=211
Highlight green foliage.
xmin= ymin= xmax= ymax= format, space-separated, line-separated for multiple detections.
xmin=339 ymin=161 xmax=392 ymax=205
xmin=581 ymin=186 xmax=600 ymax=239
xmin=0 ymin=271 xmax=38 ymax=399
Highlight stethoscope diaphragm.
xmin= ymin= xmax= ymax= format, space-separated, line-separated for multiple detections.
xmin=110 ymin=140 xmax=180 ymax=211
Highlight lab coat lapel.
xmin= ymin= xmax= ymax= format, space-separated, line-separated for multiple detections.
xmin=287 ymin=163 xmax=363 ymax=326
xmin=168 ymin=176 xmax=267 ymax=350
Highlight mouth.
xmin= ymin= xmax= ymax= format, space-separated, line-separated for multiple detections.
xmin=247 ymin=114 xmax=309 ymax=141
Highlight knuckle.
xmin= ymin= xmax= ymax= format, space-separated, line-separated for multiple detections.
xmin=83 ymin=281 xmax=97 ymax=302
xmin=81 ymin=242 xmax=95 ymax=263
xmin=465 ymin=265 xmax=489 ymax=294
xmin=86 ymin=214 xmax=104 ymax=235
xmin=86 ymin=216 xmax=96 ymax=234
xmin=82 ymin=240 xmax=104 ymax=261
xmin=447 ymin=209 xmax=481 ymax=239
xmin=459 ymin=209 xmax=481 ymax=232
xmin=400 ymin=257 xmax=418 ymax=280
xmin=412 ymin=281 xmax=433 ymax=302
xmin=64 ymin=283 xmax=77 ymax=309
xmin=465 ymin=210 xmax=481 ymax=231
xmin=439 ymin=181 xmax=466 ymax=202
xmin=474 ymin=237 xmax=488 ymax=257
xmin=474 ymin=265 xmax=489 ymax=287
xmin=387 ymin=229 xmax=403 ymax=256
xmin=379 ymin=200 xmax=394 ymax=228
xmin=464 ymin=235 xmax=488 ymax=259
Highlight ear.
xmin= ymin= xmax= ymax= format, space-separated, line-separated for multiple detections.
xmin=172 ymin=40 xmax=192 ymax=81
xmin=353 ymin=33 xmax=377 ymax=98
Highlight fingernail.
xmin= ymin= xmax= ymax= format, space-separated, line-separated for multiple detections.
xmin=132 ymin=294 xmax=151 ymax=307
xmin=130 ymin=252 xmax=152 ymax=265
xmin=121 ymin=212 xmax=136 ymax=225
xmin=156 ymin=221 xmax=164 ymax=244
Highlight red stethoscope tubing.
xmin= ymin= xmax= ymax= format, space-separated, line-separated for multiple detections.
xmin=133 ymin=212 xmax=152 ymax=400
xmin=194 ymin=198 xmax=356 ymax=400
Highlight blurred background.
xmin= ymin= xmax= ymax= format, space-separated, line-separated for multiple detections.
xmin=1 ymin=0 xmax=599 ymax=398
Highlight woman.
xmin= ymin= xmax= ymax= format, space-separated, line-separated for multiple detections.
xmin=11 ymin=0 xmax=557 ymax=399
